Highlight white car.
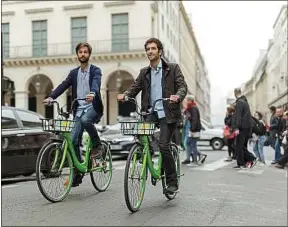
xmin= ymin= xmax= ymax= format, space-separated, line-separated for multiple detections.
xmin=197 ymin=119 xmax=225 ymax=150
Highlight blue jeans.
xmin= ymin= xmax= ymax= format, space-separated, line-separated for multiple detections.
xmin=274 ymin=138 xmax=281 ymax=161
xmin=253 ymin=135 xmax=266 ymax=163
xmin=71 ymin=107 xmax=101 ymax=162
xmin=186 ymin=137 xmax=201 ymax=162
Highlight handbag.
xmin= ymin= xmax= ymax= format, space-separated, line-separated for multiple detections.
xmin=223 ymin=125 xmax=235 ymax=139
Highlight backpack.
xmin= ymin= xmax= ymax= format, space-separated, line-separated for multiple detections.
xmin=252 ymin=117 xmax=266 ymax=135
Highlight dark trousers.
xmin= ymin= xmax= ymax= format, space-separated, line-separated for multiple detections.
xmin=172 ymin=128 xmax=181 ymax=145
xmin=71 ymin=107 xmax=101 ymax=162
xmin=147 ymin=113 xmax=178 ymax=185
xmin=278 ymin=144 xmax=288 ymax=166
xmin=235 ymin=128 xmax=256 ymax=166
xmin=227 ymin=138 xmax=235 ymax=157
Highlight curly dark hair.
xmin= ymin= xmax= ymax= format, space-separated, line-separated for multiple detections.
xmin=75 ymin=42 xmax=92 ymax=55
xmin=144 ymin=38 xmax=163 ymax=55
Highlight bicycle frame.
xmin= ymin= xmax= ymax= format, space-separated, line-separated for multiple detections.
xmin=55 ymin=132 xmax=103 ymax=173
xmin=138 ymin=135 xmax=162 ymax=180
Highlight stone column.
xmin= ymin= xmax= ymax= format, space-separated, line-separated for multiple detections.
xmin=36 ymin=93 xmax=46 ymax=116
xmin=15 ymin=91 xmax=29 ymax=110
xmin=100 ymin=87 xmax=107 ymax=126
xmin=108 ymin=90 xmax=118 ymax=125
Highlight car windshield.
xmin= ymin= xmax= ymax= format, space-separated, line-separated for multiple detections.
xmin=201 ymin=120 xmax=214 ymax=129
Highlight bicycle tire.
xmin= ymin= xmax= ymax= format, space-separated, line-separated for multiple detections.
xmin=162 ymin=143 xmax=180 ymax=200
xmin=90 ymin=140 xmax=113 ymax=192
xmin=36 ymin=141 xmax=74 ymax=203
xmin=124 ymin=143 xmax=146 ymax=213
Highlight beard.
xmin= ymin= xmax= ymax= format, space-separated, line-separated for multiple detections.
xmin=148 ymin=54 xmax=160 ymax=62
xmin=78 ymin=56 xmax=89 ymax=63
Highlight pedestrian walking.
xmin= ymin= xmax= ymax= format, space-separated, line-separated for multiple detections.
xmin=272 ymin=108 xmax=286 ymax=164
xmin=252 ymin=111 xmax=267 ymax=164
xmin=232 ymin=88 xmax=257 ymax=169
xmin=223 ymin=105 xmax=236 ymax=161
xmin=182 ymin=95 xmax=207 ymax=165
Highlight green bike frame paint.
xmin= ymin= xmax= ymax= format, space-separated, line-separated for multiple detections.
xmin=57 ymin=132 xmax=103 ymax=173
xmin=139 ymin=136 xmax=162 ymax=179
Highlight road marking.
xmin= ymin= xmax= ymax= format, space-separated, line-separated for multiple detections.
xmin=2 ymin=184 xmax=19 ymax=189
xmin=192 ymin=158 xmax=232 ymax=171
xmin=237 ymin=169 xmax=264 ymax=174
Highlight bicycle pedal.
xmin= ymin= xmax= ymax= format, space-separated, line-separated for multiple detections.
xmin=151 ymin=176 xmax=157 ymax=186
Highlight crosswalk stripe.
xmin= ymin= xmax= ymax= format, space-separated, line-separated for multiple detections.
xmin=191 ymin=158 xmax=232 ymax=171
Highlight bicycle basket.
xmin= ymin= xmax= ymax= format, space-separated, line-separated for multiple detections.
xmin=41 ymin=118 xmax=76 ymax=133
xmin=120 ymin=121 xmax=156 ymax=135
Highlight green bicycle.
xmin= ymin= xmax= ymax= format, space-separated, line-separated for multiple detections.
xmin=120 ymin=97 xmax=182 ymax=213
xmin=36 ymin=98 xmax=113 ymax=203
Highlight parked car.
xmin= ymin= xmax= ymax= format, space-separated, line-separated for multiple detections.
xmin=198 ymin=120 xmax=225 ymax=150
xmin=99 ymin=123 xmax=135 ymax=157
xmin=1 ymin=106 xmax=51 ymax=178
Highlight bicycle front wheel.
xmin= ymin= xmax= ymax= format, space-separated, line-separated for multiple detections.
xmin=90 ymin=140 xmax=113 ymax=192
xmin=36 ymin=141 xmax=74 ymax=203
xmin=124 ymin=144 xmax=146 ymax=213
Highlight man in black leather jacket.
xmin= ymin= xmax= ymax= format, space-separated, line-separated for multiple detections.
xmin=232 ymin=88 xmax=257 ymax=169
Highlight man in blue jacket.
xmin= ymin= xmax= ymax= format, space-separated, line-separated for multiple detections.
xmin=43 ymin=42 xmax=104 ymax=186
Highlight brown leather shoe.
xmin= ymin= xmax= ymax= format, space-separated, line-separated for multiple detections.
xmin=90 ymin=145 xmax=103 ymax=159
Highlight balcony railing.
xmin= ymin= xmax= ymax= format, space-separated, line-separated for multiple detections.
xmin=4 ymin=37 xmax=148 ymax=59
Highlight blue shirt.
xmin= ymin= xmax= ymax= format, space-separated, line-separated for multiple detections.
xmin=150 ymin=61 xmax=165 ymax=119
xmin=76 ymin=64 xmax=93 ymax=117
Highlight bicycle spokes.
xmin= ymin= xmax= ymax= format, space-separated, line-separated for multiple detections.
xmin=36 ymin=142 xmax=74 ymax=203
xmin=124 ymin=145 xmax=146 ymax=212
xmin=90 ymin=142 xmax=113 ymax=192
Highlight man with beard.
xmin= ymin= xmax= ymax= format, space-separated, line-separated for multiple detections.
xmin=232 ymin=88 xmax=257 ymax=169
xmin=117 ymin=38 xmax=187 ymax=193
xmin=43 ymin=42 xmax=104 ymax=186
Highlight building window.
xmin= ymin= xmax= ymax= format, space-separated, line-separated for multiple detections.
xmin=32 ymin=20 xmax=47 ymax=57
xmin=2 ymin=23 xmax=9 ymax=58
xmin=161 ymin=15 xmax=164 ymax=30
xmin=71 ymin=17 xmax=87 ymax=53
xmin=111 ymin=13 xmax=129 ymax=52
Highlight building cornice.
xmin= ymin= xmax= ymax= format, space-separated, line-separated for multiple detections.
xmin=25 ymin=7 xmax=53 ymax=14
xmin=4 ymin=52 xmax=146 ymax=68
xmin=2 ymin=11 xmax=15 ymax=16
xmin=273 ymin=5 xmax=287 ymax=29
xmin=103 ymin=1 xmax=135 ymax=7
xmin=63 ymin=4 xmax=94 ymax=11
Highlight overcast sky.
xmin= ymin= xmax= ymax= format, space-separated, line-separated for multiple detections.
xmin=183 ymin=1 xmax=285 ymax=125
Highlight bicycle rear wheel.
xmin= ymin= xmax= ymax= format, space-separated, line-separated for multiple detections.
xmin=124 ymin=144 xmax=146 ymax=213
xmin=36 ymin=141 xmax=74 ymax=203
xmin=162 ymin=143 xmax=180 ymax=200
xmin=90 ymin=140 xmax=113 ymax=192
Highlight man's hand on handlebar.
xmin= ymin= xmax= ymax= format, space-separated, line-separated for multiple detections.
xmin=86 ymin=92 xmax=95 ymax=103
xmin=43 ymin=97 xmax=53 ymax=105
xmin=117 ymin=94 xmax=126 ymax=101
xmin=169 ymin=95 xmax=180 ymax=103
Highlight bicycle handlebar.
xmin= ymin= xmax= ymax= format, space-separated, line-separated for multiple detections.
xmin=122 ymin=96 xmax=171 ymax=117
xmin=42 ymin=98 xmax=87 ymax=118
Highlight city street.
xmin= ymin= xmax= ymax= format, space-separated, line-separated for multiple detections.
xmin=2 ymin=146 xmax=287 ymax=226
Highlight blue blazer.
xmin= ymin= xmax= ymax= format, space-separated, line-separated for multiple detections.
xmin=49 ymin=64 xmax=103 ymax=119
